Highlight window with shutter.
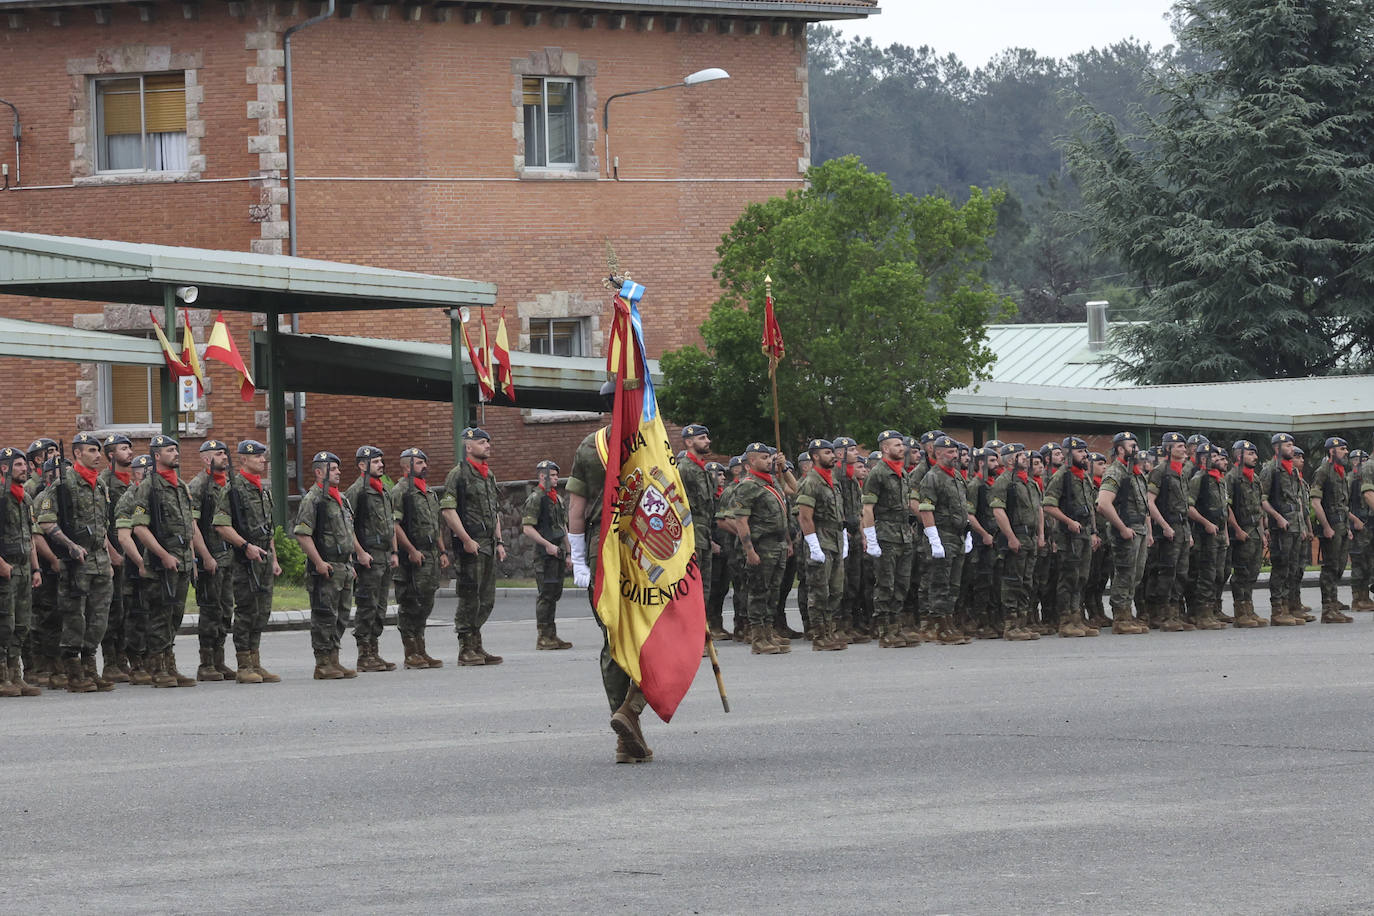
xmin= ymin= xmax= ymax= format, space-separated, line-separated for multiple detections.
xmin=522 ymin=77 xmax=580 ymax=169
xmin=94 ymin=73 xmax=188 ymax=172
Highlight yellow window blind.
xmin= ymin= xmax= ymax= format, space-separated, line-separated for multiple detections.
xmin=143 ymin=74 xmax=186 ymax=133
xmin=100 ymin=78 xmax=142 ymax=136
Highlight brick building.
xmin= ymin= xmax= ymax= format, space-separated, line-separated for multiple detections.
xmin=0 ymin=0 xmax=877 ymax=485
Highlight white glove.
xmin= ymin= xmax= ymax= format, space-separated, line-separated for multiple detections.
xmin=804 ymin=532 xmax=824 ymax=564
xmin=925 ymin=526 xmax=946 ymax=559
xmin=963 ymin=532 xmax=973 ymax=554
xmin=863 ymin=526 xmax=881 ymax=558
xmin=841 ymin=533 xmax=850 ymax=560
xmin=568 ymin=532 xmax=591 ymax=589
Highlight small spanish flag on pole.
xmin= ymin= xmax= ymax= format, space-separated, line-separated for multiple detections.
xmin=149 ymin=310 xmax=194 ymax=379
xmin=180 ymin=309 xmax=206 ymax=398
xmin=594 ymin=279 xmax=707 ymax=722
xmin=204 ymin=312 xmax=257 ymax=401
xmin=461 ymin=311 xmax=496 ymax=401
xmin=493 ymin=310 xmax=516 ymax=402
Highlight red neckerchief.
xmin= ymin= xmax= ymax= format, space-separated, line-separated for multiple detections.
xmin=1069 ymin=466 xmax=1086 ymax=480
xmin=368 ymin=477 xmax=384 ymax=494
xmin=1032 ymin=475 xmax=1044 ymax=492
xmin=1092 ymin=475 xmax=1102 ymax=487
xmin=748 ymin=469 xmax=786 ymax=510
xmin=714 ymin=486 xmax=724 ymax=498
xmin=10 ymin=483 xmax=24 ymax=503
xmin=324 ymin=484 xmax=342 ymax=506
xmin=960 ymin=469 xmax=969 ymax=479
xmin=1207 ymin=468 xmax=1224 ymax=481
xmin=687 ymin=452 xmax=707 ymax=470
xmin=1280 ymin=459 xmax=1295 ymax=476
xmin=156 ymin=468 xmax=179 ymax=488
xmin=540 ymin=484 xmax=559 ymax=503
xmin=1169 ymin=460 xmax=1184 ymax=475
xmin=212 ymin=471 xmax=228 ymax=486
xmin=844 ymin=462 xmax=856 ymax=480
xmin=467 ymin=457 xmax=490 ymax=478
xmin=73 ymin=463 xmax=99 ymax=488
xmin=412 ymin=477 xmax=428 ymax=494
xmin=988 ymin=467 xmax=1002 ymax=481
xmin=1119 ymin=456 xmax=1144 ymax=477
xmin=938 ymin=464 xmax=957 ymax=478
xmin=883 ymin=458 xmax=905 ymax=477
xmin=815 ymin=466 xmax=835 ymax=488
xmin=1334 ymin=463 xmax=1346 ymax=478
xmin=1242 ymin=467 xmax=1255 ymax=482
xmin=112 ymin=469 xmax=131 ymax=486
xmin=239 ymin=470 xmax=262 ymax=490
xmin=1015 ymin=470 xmax=1030 ymax=485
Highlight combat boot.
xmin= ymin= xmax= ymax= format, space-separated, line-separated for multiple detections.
xmin=250 ymin=650 xmax=280 ymax=683
xmin=812 ymin=621 xmax=848 ymax=651
xmin=1320 ymin=603 xmax=1353 ymax=624
xmin=1004 ymin=624 xmax=1039 ymax=641
xmin=313 ymin=650 xmax=344 ymax=680
xmin=1194 ymin=606 xmax=1226 ymax=630
xmin=235 ymin=651 xmax=263 ymax=684
xmin=402 ymin=636 xmax=427 ymax=669
xmin=457 ymin=635 xmax=486 ymax=666
xmin=473 ymin=632 xmax=503 ymax=665
xmin=212 ymin=646 xmax=236 ymax=680
xmin=64 ymin=656 xmax=96 ymax=693
xmin=354 ymin=641 xmax=385 ymax=673
xmin=1232 ymin=603 xmax=1262 ymax=628
xmin=1289 ymin=599 xmax=1311 ymax=624
xmin=416 ymin=636 xmax=443 ymax=668
xmin=536 ymin=627 xmax=572 ymax=650
xmin=610 ymin=685 xmax=652 ymax=760
xmin=1351 ymin=588 xmax=1374 ymax=612
xmin=1058 ymin=618 xmax=1087 ymax=638
xmin=847 ymin=625 xmax=872 ymax=645
xmin=0 ymin=661 xmax=21 ymax=698
xmin=877 ymin=622 xmax=907 ymax=648
xmin=749 ymin=626 xmax=782 ymax=655
xmin=708 ymin=622 xmax=732 ymax=642
xmin=1212 ymin=601 xmax=1235 ymax=624
xmin=371 ymin=639 xmax=397 ymax=670
xmin=165 ymin=650 xmax=197 ymax=687
xmin=197 ymin=648 xmax=224 ymax=682
xmin=1111 ymin=613 xmax=1147 ymax=635
xmin=614 ymin=734 xmax=653 ymax=764
xmin=101 ymin=650 xmax=129 ymax=684
xmin=1079 ymin=615 xmax=1100 ymax=637
xmin=1270 ymin=600 xmax=1299 ymax=626
xmin=44 ymin=655 xmax=67 ymax=690
xmin=128 ymin=654 xmax=154 ymax=686
xmin=935 ymin=620 xmax=971 ymax=645
xmin=1243 ymin=601 xmax=1268 ymax=627
xmin=81 ymin=654 xmax=115 ymax=692
xmin=12 ymin=661 xmax=40 ymax=696
xmin=765 ymin=624 xmax=791 ymax=649
xmin=330 ymin=649 xmax=358 ymax=678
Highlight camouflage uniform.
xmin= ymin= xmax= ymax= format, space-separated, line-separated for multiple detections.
xmin=188 ymin=468 xmax=234 ymax=665
xmin=1145 ymin=459 xmax=1193 ymax=623
xmin=344 ymin=471 xmax=395 ymax=653
xmin=728 ymin=467 xmax=792 ymax=649
xmin=392 ymin=471 xmax=444 ymax=659
xmin=294 ymin=485 xmax=358 ymax=657
xmin=1099 ymin=458 xmax=1150 ymax=627
xmin=0 ymin=476 xmax=35 ymax=685
xmin=112 ymin=483 xmax=151 ymax=670
xmin=97 ymin=464 xmax=133 ymax=675
xmin=863 ymin=457 xmax=915 ymax=636
xmin=836 ymin=461 xmax=864 ymax=633
xmin=1188 ymin=465 xmax=1230 ymax=625
xmin=1043 ymin=465 xmax=1096 ymax=634
xmin=917 ymin=463 xmax=971 ymax=625
xmin=679 ymin=453 xmax=716 ymax=624
xmin=1311 ymin=456 xmax=1352 ymax=612
xmin=715 ymin=477 xmax=747 ymax=634
xmin=35 ymin=464 xmax=114 ymax=661
xmin=441 ymin=455 xmax=502 ymax=652
xmin=1085 ymin=472 xmax=1113 ymax=622
xmin=1259 ymin=454 xmax=1305 ymax=620
xmin=990 ymin=468 xmax=1041 ymax=635
xmin=969 ymin=468 xmax=1002 ymax=633
xmin=1350 ymin=460 xmax=1374 ymax=607
xmin=520 ymin=482 xmax=568 ymax=639
xmin=795 ymin=466 xmax=845 ymax=639
xmin=26 ymin=470 xmax=61 ymax=672
xmin=1226 ymin=463 xmax=1266 ymax=612
xmin=213 ymin=465 xmax=276 ymax=662
xmin=123 ymin=462 xmax=196 ymax=685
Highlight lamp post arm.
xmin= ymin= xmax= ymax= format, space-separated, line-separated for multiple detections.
xmin=602 ymin=81 xmax=688 ymax=179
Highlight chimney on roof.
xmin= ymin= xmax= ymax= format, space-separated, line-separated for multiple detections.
xmin=1086 ymin=300 xmax=1108 ymax=351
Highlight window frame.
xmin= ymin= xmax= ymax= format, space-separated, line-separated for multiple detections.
xmin=528 ymin=317 xmax=587 ymax=357
xmin=522 ymin=76 xmax=581 ymax=171
xmin=98 ymin=362 xmax=164 ymax=430
xmin=92 ymin=72 xmax=189 ymax=175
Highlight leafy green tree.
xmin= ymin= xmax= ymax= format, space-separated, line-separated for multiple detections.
xmin=1066 ymin=0 xmax=1374 ymax=382
xmin=658 ymin=156 xmax=1012 ymax=453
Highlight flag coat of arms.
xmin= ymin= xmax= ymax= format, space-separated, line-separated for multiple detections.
xmin=594 ymin=280 xmax=706 ymax=722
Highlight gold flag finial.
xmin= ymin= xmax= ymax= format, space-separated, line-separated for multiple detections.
xmin=603 ymin=240 xmax=632 ymax=290
xmin=765 ymin=274 xmax=772 ymax=293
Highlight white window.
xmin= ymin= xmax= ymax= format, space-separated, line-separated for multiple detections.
xmin=528 ymin=318 xmax=586 ymax=357
xmin=100 ymin=363 xmax=164 ymax=427
xmin=94 ymin=73 xmax=188 ymax=172
xmin=522 ymin=77 xmax=579 ymax=168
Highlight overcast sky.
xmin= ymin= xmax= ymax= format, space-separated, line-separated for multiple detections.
xmin=831 ymin=1 xmax=1179 ymax=66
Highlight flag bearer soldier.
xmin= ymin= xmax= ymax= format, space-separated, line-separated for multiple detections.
xmin=441 ymin=427 xmax=507 ymax=667
xmin=861 ymin=430 xmax=920 ymax=648
xmin=520 ymin=459 xmax=573 ymax=650
xmin=1259 ymin=434 xmax=1306 ymax=625
xmin=1348 ymin=449 xmax=1373 ymax=611
xmin=726 ymin=443 xmax=794 ymax=655
xmin=126 ymin=434 xmax=207 ymax=688
xmin=34 ymin=432 xmax=119 ymax=693
xmin=1225 ymin=440 xmax=1268 ymax=627
xmin=211 ymin=441 xmax=280 ymax=683
xmin=1042 ymin=437 xmax=1099 ymax=637
xmin=346 ymin=445 xmax=400 ymax=670
xmin=391 ymin=447 xmax=447 ymax=668
xmin=1185 ymin=444 xmax=1229 ymax=630
xmin=1145 ymin=432 xmax=1194 ymax=631
xmin=295 ymin=450 xmax=363 ymax=680
xmin=1096 ymin=432 xmax=1151 ymax=635
xmin=989 ymin=443 xmax=1041 ymax=640
xmin=1310 ymin=436 xmax=1355 ymax=623
xmin=677 ymin=424 xmax=725 ymax=640
xmin=97 ymin=434 xmax=134 ymax=683
xmin=566 ymin=379 xmax=652 ymax=765
xmin=114 ymin=454 xmax=156 ymax=683
xmin=796 ymin=438 xmax=847 ymax=651
xmin=188 ymin=440 xmax=237 ymax=681
xmin=1084 ymin=452 xmax=1113 ymax=629
xmin=917 ymin=435 xmax=974 ymax=645
xmin=0 ymin=447 xmax=41 ymax=696
xmin=833 ymin=436 xmax=865 ymax=642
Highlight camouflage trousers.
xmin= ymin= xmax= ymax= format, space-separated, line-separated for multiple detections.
xmin=58 ymin=560 xmax=114 ymax=655
xmin=1034 ymin=547 xmax=1060 ymax=625
xmin=705 ymin=543 xmax=731 ymax=627
xmin=1268 ymin=528 xmax=1302 ymax=605
xmin=1318 ymin=529 xmax=1349 ymax=606
xmin=1055 ymin=534 xmax=1092 ymax=622
xmin=230 ymin=556 xmax=274 ymax=651
xmin=145 ymin=566 xmax=190 ymax=657
xmin=1190 ymin=532 xmax=1227 ymax=611
xmin=1108 ymin=531 xmax=1148 ymax=618
xmin=195 ymin=555 xmax=234 ymax=649
xmin=906 ymin=535 xmax=927 ymax=622
xmin=394 ymin=549 xmax=440 ymax=639
xmin=969 ymin=542 xmax=1000 ymax=629
xmin=535 ymin=552 xmax=566 ymax=630
xmin=743 ymin=545 xmax=788 ymax=627
xmin=693 ymin=545 xmax=713 ymax=623
xmin=589 ymin=585 xmax=641 ymax=715
xmin=124 ymin=574 xmax=150 ymax=655
xmin=1351 ymin=522 xmax=1373 ymax=595
xmin=802 ymin=547 xmax=845 ymax=627
xmin=998 ymin=544 xmax=1036 ymax=630
xmin=101 ymin=563 xmax=127 ymax=657
xmin=308 ymin=561 xmax=355 ymax=653
xmin=352 ymin=554 xmax=391 ymax=642
xmin=1085 ymin=536 xmax=1111 ymax=613
xmin=2 ymin=561 xmax=32 ymax=663
xmin=31 ymin=569 xmax=60 ymax=657
xmin=1146 ymin=528 xmax=1191 ymax=607
xmin=1228 ymin=528 xmax=1264 ymax=604
xmin=455 ymin=549 xmax=496 ymax=638
xmin=872 ymin=539 xmax=914 ymax=625
xmin=840 ymin=528 xmax=862 ymax=624
xmin=924 ymin=529 xmax=966 ymax=619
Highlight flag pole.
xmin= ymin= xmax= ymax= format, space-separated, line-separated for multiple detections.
xmin=704 ymin=635 xmax=730 ymax=712
xmin=765 ymin=274 xmax=782 ymax=457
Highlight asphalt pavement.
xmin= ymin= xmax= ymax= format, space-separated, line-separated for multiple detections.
xmin=7 ymin=581 xmax=1374 ymax=914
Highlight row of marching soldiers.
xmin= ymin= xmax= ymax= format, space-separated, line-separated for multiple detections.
xmin=676 ymin=425 xmax=1373 ymax=653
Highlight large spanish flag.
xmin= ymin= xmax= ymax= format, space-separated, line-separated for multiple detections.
xmin=594 ymin=280 xmax=706 ymax=722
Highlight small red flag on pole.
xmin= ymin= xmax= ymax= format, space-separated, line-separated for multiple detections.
xmin=761 ymin=274 xmax=785 ymax=377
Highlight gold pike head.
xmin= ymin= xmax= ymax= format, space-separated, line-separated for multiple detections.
xmin=603 ymin=240 xmax=632 ymax=290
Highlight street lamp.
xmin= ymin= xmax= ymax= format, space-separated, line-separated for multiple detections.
xmin=602 ymin=67 xmax=730 ymax=179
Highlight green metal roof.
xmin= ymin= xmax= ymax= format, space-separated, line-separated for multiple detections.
xmin=981 ymin=322 xmax=1126 ymax=388
xmin=0 ymin=316 xmax=163 ymax=366
xmin=0 ymin=232 xmax=496 ymax=314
